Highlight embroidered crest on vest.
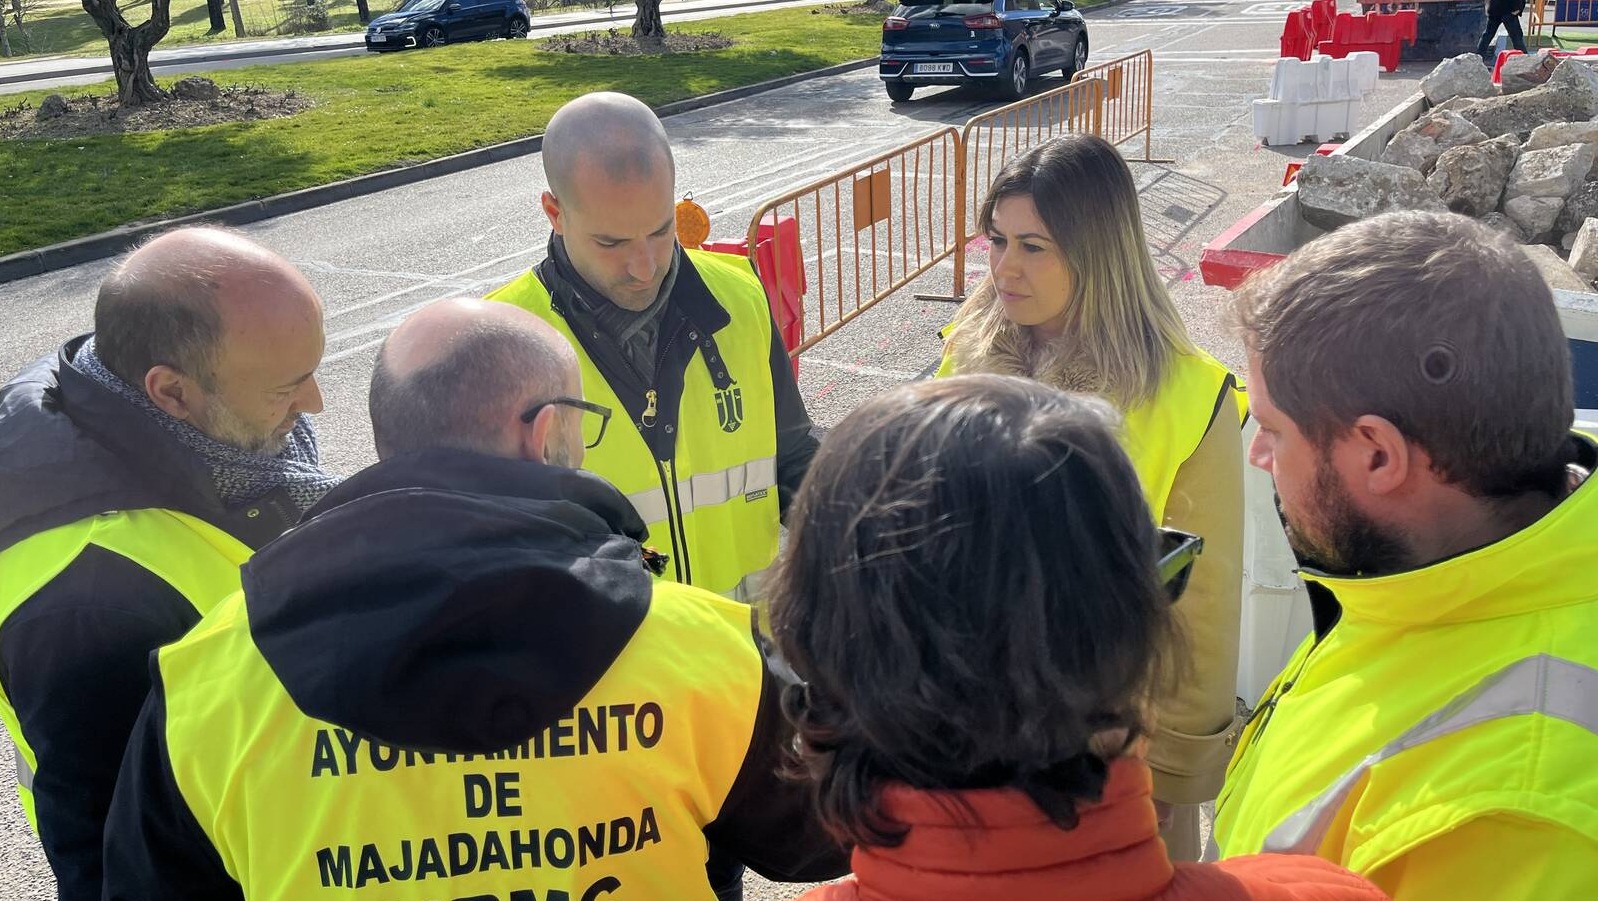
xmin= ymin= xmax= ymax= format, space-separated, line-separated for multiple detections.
xmin=715 ymin=386 xmax=744 ymax=433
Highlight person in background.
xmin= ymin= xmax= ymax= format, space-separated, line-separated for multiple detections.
xmin=773 ymin=375 xmax=1389 ymax=901
xmin=1477 ymin=0 xmax=1527 ymax=65
xmin=102 ymin=298 xmax=846 ymax=901
xmin=0 ymin=227 xmax=331 ymax=901
xmin=936 ymin=133 xmax=1244 ymax=860
xmin=1216 ymin=211 xmax=1598 ymax=898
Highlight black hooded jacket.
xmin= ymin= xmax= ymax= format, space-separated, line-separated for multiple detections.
xmin=103 ymin=450 xmax=847 ymax=900
xmin=0 ymin=337 xmax=298 ymax=901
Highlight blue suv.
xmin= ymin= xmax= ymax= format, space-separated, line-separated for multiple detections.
xmin=880 ymin=0 xmax=1088 ymax=102
xmin=365 ymin=0 xmax=531 ymax=51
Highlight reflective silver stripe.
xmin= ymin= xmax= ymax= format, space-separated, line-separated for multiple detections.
xmin=680 ymin=456 xmax=777 ymax=512
xmin=625 ymin=487 xmax=670 ymax=525
xmin=728 ymin=565 xmax=771 ymax=603
xmin=1263 ymin=654 xmax=1598 ymax=853
xmin=622 ymin=457 xmax=778 ymax=525
xmin=14 ymin=744 xmax=33 ymax=793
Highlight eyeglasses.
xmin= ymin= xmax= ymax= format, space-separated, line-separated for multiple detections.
xmin=1157 ymin=528 xmax=1204 ymax=604
xmin=520 ymin=396 xmax=613 ymax=449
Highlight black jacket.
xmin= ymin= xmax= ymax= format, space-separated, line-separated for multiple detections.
xmin=540 ymin=244 xmax=820 ymax=526
xmin=0 ymin=337 xmax=298 ymax=901
xmin=103 ymin=450 xmax=848 ymax=900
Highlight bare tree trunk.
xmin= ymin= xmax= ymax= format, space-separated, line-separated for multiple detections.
xmin=227 ymin=0 xmax=243 ymax=35
xmin=81 ymin=0 xmax=170 ymax=106
xmin=355 ymin=0 xmax=370 ymax=22
xmin=0 ymin=14 xmax=10 ymax=57
xmin=206 ymin=0 xmax=226 ymax=32
xmin=631 ymin=0 xmax=662 ymax=43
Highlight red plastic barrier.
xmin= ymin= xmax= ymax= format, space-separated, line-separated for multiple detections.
xmin=1310 ymin=0 xmax=1337 ymax=41
xmin=701 ymin=213 xmax=805 ymax=378
xmin=1280 ymin=8 xmax=1316 ymax=60
xmin=1494 ymin=47 xmax=1598 ymax=84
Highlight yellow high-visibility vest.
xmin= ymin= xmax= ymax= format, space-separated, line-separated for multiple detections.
xmin=0 ymin=509 xmax=248 ymax=829
xmin=489 ymin=250 xmax=779 ymax=601
xmin=155 ymin=580 xmax=765 ymax=900
xmin=1216 ymin=434 xmax=1598 ymax=891
xmin=936 ymin=340 xmax=1241 ymax=522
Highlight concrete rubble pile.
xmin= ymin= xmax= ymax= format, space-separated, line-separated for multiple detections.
xmin=1297 ymin=51 xmax=1598 ymax=288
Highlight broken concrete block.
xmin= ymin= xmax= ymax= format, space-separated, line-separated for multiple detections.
xmin=1558 ymin=180 xmax=1598 ymax=233
xmin=1422 ymin=53 xmax=1498 ymax=104
xmin=1480 ymin=211 xmax=1528 ymax=242
xmin=1523 ymin=121 xmax=1598 ymax=153
xmin=1505 ymin=143 xmax=1597 ymax=202
xmin=1501 ymin=51 xmax=1561 ymax=95
xmin=1460 ymin=86 xmax=1575 ymax=138
xmin=1433 ymin=96 xmax=1485 ymax=115
xmin=1521 ymin=242 xmax=1593 ymax=290
xmin=1505 ymin=195 xmax=1567 ymax=241
xmin=1430 ymin=135 xmax=1520 ymax=216
xmin=1382 ymin=110 xmax=1488 ymax=172
xmin=1296 ymin=154 xmax=1447 ymax=230
xmin=1568 ymin=217 xmax=1598 ymax=281
xmin=1546 ymin=58 xmax=1598 ymax=119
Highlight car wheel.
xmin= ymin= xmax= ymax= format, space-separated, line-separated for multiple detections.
xmin=885 ymin=81 xmax=915 ymax=103
xmin=999 ymin=49 xmax=1029 ymax=100
xmin=505 ymin=16 xmax=528 ymax=38
xmin=1064 ymin=36 xmax=1087 ymax=79
xmin=420 ymin=25 xmax=446 ymax=47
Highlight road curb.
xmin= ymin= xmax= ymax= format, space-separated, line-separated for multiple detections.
xmin=0 ymin=56 xmax=878 ymax=284
xmin=0 ymin=0 xmax=848 ymax=86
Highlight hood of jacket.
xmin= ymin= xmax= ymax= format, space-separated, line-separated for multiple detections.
xmin=245 ymin=449 xmax=656 ymax=754
xmin=0 ymin=335 xmax=250 ymax=553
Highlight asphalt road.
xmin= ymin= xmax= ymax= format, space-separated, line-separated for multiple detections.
xmin=0 ymin=1 xmax=1435 ymax=894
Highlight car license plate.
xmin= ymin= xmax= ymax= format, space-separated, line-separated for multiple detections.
xmin=915 ymin=62 xmax=954 ymax=73
xmin=369 ymin=33 xmax=387 ymax=41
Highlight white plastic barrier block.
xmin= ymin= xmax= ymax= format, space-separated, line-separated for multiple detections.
xmin=1269 ymin=55 xmax=1382 ymax=104
xmin=1253 ymin=97 xmax=1360 ymax=146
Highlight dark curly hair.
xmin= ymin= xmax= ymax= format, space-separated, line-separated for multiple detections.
xmin=771 ymin=374 xmax=1177 ymax=847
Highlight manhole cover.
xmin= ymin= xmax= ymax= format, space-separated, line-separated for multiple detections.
xmin=1164 ymin=205 xmax=1194 ymax=222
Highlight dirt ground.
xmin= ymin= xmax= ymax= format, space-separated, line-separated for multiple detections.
xmin=1 ymin=81 xmax=312 ymax=139
xmin=539 ymin=27 xmax=735 ymax=54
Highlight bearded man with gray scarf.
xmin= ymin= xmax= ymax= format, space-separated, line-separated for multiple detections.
xmin=0 ymin=227 xmax=336 ymax=901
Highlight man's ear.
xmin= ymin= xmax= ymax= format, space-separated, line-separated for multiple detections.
xmin=143 ymin=365 xmax=200 ymax=422
xmin=517 ymin=404 xmax=558 ymax=464
xmin=1346 ymin=414 xmax=1412 ymax=497
xmin=541 ymin=191 xmax=564 ymax=236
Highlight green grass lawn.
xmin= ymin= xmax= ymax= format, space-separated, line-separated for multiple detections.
xmin=0 ymin=7 xmax=885 ymax=256
xmin=0 ymin=0 xmax=722 ymax=60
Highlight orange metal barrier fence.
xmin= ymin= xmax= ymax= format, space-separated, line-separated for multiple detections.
xmin=951 ymin=76 xmax=1106 ymax=301
xmin=732 ymin=51 xmax=1156 ymax=357
xmin=1074 ymin=48 xmax=1159 ymax=163
xmin=744 ymin=127 xmax=963 ymax=355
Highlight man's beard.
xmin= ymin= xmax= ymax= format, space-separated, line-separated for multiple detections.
xmin=1278 ymin=461 xmax=1411 ymax=577
xmin=193 ymin=396 xmax=289 ymax=456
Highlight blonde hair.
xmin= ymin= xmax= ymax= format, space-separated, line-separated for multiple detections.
xmin=947 ymin=134 xmax=1193 ymax=410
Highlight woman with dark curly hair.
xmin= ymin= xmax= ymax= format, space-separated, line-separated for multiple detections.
xmin=773 ymin=375 xmax=1386 ymax=901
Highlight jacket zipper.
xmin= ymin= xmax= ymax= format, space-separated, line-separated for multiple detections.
xmin=642 ymin=321 xmax=690 ymax=585
xmin=1215 ymin=635 xmax=1328 ymax=818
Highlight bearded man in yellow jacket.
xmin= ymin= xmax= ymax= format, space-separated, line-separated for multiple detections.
xmin=1216 ymin=210 xmax=1598 ymax=898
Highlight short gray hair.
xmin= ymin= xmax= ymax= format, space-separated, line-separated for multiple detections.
xmin=369 ymin=320 xmax=573 ymax=459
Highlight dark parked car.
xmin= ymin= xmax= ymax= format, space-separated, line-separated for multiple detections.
xmin=879 ymin=0 xmax=1088 ymax=102
xmin=365 ymin=0 xmax=530 ymax=51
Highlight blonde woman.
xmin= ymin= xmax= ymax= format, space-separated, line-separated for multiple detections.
xmin=937 ymin=133 xmax=1244 ymax=861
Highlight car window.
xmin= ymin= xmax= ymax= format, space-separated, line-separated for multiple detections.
xmin=895 ymin=0 xmax=994 ymax=17
xmin=1011 ymin=0 xmax=1042 ymax=10
xmin=395 ymin=0 xmax=444 ymax=12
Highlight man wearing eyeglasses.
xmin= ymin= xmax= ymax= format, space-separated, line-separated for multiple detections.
xmin=487 ymin=91 xmax=819 ymax=607
xmin=102 ymin=297 xmax=848 ymax=901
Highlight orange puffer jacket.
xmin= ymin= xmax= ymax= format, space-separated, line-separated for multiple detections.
xmin=799 ymin=758 xmax=1388 ymax=901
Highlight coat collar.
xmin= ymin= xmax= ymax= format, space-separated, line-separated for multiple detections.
xmin=1303 ymin=432 xmax=1598 ymax=627
xmin=849 ymin=758 xmax=1175 ymax=901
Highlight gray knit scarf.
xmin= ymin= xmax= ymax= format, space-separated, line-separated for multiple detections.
xmin=75 ymin=337 xmax=339 ymax=514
